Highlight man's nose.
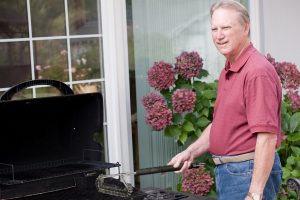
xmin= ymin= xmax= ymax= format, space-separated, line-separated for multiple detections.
xmin=216 ymin=30 xmax=225 ymax=39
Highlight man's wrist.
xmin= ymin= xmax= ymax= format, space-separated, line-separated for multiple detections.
xmin=185 ymin=148 xmax=193 ymax=158
xmin=247 ymin=192 xmax=262 ymax=200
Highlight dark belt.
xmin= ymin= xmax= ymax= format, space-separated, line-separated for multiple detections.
xmin=212 ymin=152 xmax=255 ymax=165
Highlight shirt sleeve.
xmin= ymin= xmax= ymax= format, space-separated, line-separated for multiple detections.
xmin=244 ymin=75 xmax=281 ymax=135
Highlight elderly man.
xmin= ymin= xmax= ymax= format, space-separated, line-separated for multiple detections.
xmin=168 ymin=1 xmax=282 ymax=200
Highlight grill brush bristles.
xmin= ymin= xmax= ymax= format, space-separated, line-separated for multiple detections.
xmin=95 ymin=174 xmax=134 ymax=197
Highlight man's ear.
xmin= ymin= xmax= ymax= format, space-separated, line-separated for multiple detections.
xmin=244 ymin=22 xmax=250 ymax=36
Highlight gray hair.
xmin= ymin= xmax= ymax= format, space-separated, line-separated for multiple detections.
xmin=210 ymin=0 xmax=250 ymax=25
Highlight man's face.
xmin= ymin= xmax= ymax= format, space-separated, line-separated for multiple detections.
xmin=211 ymin=8 xmax=249 ymax=62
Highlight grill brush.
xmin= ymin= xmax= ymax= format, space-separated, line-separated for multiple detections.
xmin=95 ymin=162 xmax=204 ymax=198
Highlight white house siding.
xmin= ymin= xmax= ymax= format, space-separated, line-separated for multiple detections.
xmin=260 ymin=0 xmax=300 ymax=68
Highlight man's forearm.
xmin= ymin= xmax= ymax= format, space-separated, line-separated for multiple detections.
xmin=249 ymin=133 xmax=277 ymax=194
xmin=186 ymin=123 xmax=212 ymax=158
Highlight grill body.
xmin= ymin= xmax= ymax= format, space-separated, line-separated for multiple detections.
xmin=0 ymin=81 xmax=119 ymax=199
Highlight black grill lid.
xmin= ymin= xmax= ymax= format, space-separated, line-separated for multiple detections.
xmin=0 ymin=80 xmax=116 ymax=185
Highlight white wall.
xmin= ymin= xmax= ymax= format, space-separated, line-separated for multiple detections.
xmin=260 ymin=0 xmax=300 ymax=67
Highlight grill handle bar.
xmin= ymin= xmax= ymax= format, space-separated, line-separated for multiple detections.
xmin=0 ymin=79 xmax=74 ymax=101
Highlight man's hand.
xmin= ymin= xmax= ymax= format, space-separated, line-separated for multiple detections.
xmin=168 ymin=123 xmax=212 ymax=173
xmin=168 ymin=150 xmax=194 ymax=173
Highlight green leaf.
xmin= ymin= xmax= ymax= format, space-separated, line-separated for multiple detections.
xmin=179 ymin=132 xmax=188 ymax=144
xmin=278 ymin=195 xmax=287 ymax=200
xmin=201 ymin=97 xmax=210 ymax=108
xmin=174 ymin=82 xmax=193 ymax=90
xmin=295 ymin=157 xmax=300 ymax=168
xmin=291 ymin=146 xmax=300 ymax=155
xmin=182 ymin=121 xmax=195 ymax=132
xmin=282 ymin=167 xmax=291 ymax=179
xmin=281 ymin=101 xmax=288 ymax=115
xmin=172 ymin=113 xmax=183 ymax=125
xmin=207 ymin=81 xmax=218 ymax=90
xmin=210 ymin=100 xmax=215 ymax=108
xmin=195 ymin=101 xmax=204 ymax=111
xmin=176 ymin=182 xmax=182 ymax=192
xmin=285 ymin=163 xmax=293 ymax=170
xmin=197 ymin=69 xmax=209 ymax=79
xmin=175 ymin=76 xmax=190 ymax=86
xmin=290 ymin=112 xmax=300 ymax=133
xmin=196 ymin=117 xmax=210 ymax=128
xmin=160 ymin=89 xmax=172 ymax=102
xmin=195 ymin=128 xmax=202 ymax=137
xmin=287 ymin=132 xmax=300 ymax=142
xmin=193 ymin=81 xmax=206 ymax=92
xmin=291 ymin=169 xmax=300 ymax=178
xmin=202 ymin=90 xmax=217 ymax=100
xmin=282 ymin=113 xmax=290 ymax=133
xmin=184 ymin=113 xmax=197 ymax=123
xmin=201 ymin=108 xmax=209 ymax=117
xmin=287 ymin=156 xmax=295 ymax=165
xmin=164 ymin=125 xmax=181 ymax=137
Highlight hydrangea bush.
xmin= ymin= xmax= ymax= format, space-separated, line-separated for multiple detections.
xmin=142 ymin=51 xmax=217 ymax=197
xmin=267 ymin=54 xmax=300 ymax=200
xmin=142 ymin=51 xmax=217 ymax=146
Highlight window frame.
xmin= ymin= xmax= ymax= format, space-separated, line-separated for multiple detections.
xmin=100 ymin=0 xmax=134 ymax=184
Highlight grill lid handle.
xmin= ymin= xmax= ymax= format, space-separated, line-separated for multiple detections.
xmin=0 ymin=79 xmax=74 ymax=101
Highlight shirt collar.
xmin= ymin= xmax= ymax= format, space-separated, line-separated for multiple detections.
xmin=225 ymin=42 xmax=256 ymax=73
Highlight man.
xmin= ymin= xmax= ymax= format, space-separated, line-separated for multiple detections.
xmin=168 ymin=1 xmax=283 ymax=200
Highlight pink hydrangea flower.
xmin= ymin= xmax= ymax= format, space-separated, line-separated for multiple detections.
xmin=172 ymin=89 xmax=196 ymax=113
xmin=145 ymin=102 xmax=172 ymax=131
xmin=287 ymin=90 xmax=300 ymax=111
xmin=276 ymin=62 xmax=300 ymax=90
xmin=182 ymin=166 xmax=214 ymax=196
xmin=175 ymin=51 xmax=203 ymax=80
xmin=267 ymin=54 xmax=300 ymax=90
xmin=147 ymin=61 xmax=175 ymax=91
xmin=141 ymin=92 xmax=166 ymax=112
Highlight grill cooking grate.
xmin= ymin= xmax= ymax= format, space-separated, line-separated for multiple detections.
xmin=0 ymin=160 xmax=120 ymax=186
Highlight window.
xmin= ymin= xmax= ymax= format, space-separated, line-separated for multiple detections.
xmin=0 ymin=0 xmax=103 ymax=97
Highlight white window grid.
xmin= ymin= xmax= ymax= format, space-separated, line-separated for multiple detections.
xmin=0 ymin=0 xmax=105 ymax=96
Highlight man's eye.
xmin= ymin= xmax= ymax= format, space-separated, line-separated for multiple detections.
xmin=223 ymin=27 xmax=231 ymax=30
xmin=211 ymin=28 xmax=217 ymax=32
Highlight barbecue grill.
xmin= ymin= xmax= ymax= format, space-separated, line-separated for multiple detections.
xmin=0 ymin=80 xmax=214 ymax=200
xmin=0 ymin=80 xmax=121 ymax=199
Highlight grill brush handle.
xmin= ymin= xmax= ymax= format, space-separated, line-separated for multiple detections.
xmin=135 ymin=162 xmax=203 ymax=176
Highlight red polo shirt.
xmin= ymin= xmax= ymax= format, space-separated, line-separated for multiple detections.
xmin=209 ymin=43 xmax=282 ymax=156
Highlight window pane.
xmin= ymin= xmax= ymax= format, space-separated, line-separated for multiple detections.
xmin=73 ymin=82 xmax=101 ymax=94
xmin=68 ymin=0 xmax=101 ymax=35
xmin=70 ymin=38 xmax=102 ymax=80
xmin=0 ymin=42 xmax=31 ymax=88
xmin=11 ymin=88 xmax=33 ymax=100
xmin=34 ymin=40 xmax=68 ymax=82
xmin=36 ymin=86 xmax=63 ymax=97
xmin=31 ymin=0 xmax=66 ymax=37
xmin=0 ymin=0 xmax=29 ymax=39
